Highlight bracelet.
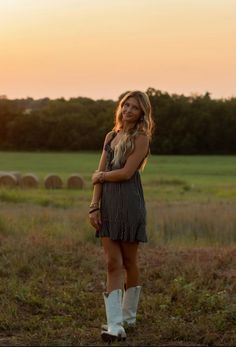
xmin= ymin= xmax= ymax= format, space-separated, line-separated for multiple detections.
xmin=89 ymin=207 xmax=100 ymax=214
xmin=89 ymin=202 xmax=99 ymax=209
xmin=99 ymin=172 xmax=105 ymax=183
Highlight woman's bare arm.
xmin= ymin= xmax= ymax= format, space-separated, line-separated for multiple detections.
xmin=90 ymin=131 xmax=114 ymax=204
xmin=92 ymin=134 xmax=149 ymax=184
xmin=89 ymin=131 xmax=114 ymax=230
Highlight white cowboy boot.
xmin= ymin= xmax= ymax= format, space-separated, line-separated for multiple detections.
xmin=101 ymin=286 xmax=142 ymax=331
xmin=122 ymin=285 xmax=142 ymax=327
xmin=101 ymin=289 xmax=126 ymax=342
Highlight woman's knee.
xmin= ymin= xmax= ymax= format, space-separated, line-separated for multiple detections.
xmin=123 ymin=257 xmax=137 ymax=272
xmin=106 ymin=257 xmax=123 ymax=274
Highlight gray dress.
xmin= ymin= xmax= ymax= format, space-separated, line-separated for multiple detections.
xmin=96 ymin=131 xmax=148 ymax=243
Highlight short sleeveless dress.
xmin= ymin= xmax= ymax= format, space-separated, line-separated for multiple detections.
xmin=96 ymin=131 xmax=148 ymax=243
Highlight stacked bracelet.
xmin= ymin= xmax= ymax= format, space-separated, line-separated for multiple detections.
xmin=89 ymin=201 xmax=100 ymax=214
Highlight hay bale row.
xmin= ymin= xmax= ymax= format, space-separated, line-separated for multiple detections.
xmin=0 ymin=173 xmax=85 ymax=189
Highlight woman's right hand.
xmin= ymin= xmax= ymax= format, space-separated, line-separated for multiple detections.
xmin=89 ymin=210 xmax=102 ymax=230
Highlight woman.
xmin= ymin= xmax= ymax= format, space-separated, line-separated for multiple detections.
xmin=89 ymin=90 xmax=154 ymax=342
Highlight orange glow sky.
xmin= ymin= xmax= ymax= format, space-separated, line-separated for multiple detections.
xmin=0 ymin=0 xmax=236 ymax=100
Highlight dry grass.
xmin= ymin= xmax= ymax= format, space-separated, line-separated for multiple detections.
xmin=147 ymin=201 xmax=236 ymax=246
xmin=0 ymin=203 xmax=235 ymax=346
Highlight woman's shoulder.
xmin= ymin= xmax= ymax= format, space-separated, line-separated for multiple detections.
xmin=104 ymin=130 xmax=116 ymax=142
xmin=106 ymin=130 xmax=116 ymax=138
xmin=103 ymin=130 xmax=117 ymax=149
xmin=134 ymin=132 xmax=150 ymax=156
xmin=135 ymin=132 xmax=149 ymax=144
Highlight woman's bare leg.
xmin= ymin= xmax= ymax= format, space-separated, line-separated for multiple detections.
xmin=102 ymin=237 xmax=124 ymax=293
xmin=120 ymin=242 xmax=139 ymax=289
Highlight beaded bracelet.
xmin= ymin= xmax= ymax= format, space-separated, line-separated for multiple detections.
xmin=89 ymin=202 xmax=99 ymax=209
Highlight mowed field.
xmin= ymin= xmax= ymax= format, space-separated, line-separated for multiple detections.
xmin=0 ymin=152 xmax=236 ymax=346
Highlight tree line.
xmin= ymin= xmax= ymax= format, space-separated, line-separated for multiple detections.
xmin=0 ymin=87 xmax=236 ymax=154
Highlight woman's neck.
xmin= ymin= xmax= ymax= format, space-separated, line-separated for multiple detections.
xmin=121 ymin=121 xmax=136 ymax=132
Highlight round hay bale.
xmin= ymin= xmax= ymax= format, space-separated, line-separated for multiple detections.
xmin=20 ymin=173 xmax=39 ymax=189
xmin=44 ymin=174 xmax=63 ymax=189
xmin=10 ymin=171 xmax=22 ymax=185
xmin=0 ymin=174 xmax=17 ymax=188
xmin=67 ymin=174 xmax=85 ymax=189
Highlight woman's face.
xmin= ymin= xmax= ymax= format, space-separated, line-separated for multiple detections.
xmin=121 ymin=96 xmax=143 ymax=124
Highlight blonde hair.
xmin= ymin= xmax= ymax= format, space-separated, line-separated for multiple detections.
xmin=111 ymin=90 xmax=155 ymax=170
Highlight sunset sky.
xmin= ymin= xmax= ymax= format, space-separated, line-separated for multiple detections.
xmin=0 ymin=0 xmax=235 ymax=100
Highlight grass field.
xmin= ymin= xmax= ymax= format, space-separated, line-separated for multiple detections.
xmin=1 ymin=151 xmax=236 ymax=197
xmin=0 ymin=152 xmax=236 ymax=345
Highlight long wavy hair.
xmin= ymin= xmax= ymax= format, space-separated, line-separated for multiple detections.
xmin=111 ymin=90 xmax=155 ymax=170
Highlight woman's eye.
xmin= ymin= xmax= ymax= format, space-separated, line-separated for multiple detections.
xmin=123 ymin=103 xmax=139 ymax=111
